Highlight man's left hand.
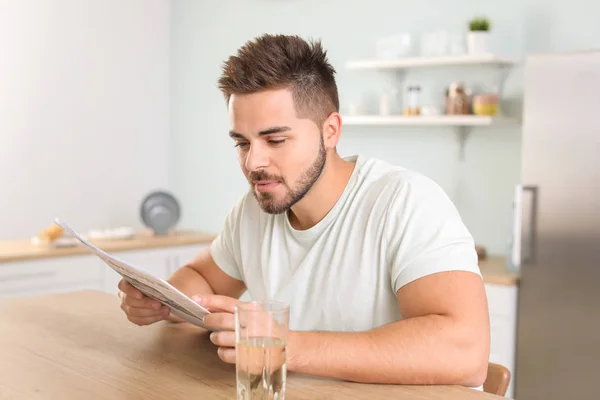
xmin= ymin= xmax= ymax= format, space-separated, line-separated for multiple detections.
xmin=193 ymin=294 xmax=239 ymax=364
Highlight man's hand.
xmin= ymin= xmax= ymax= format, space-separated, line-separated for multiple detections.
xmin=118 ymin=246 xmax=246 ymax=328
xmin=194 ymin=294 xmax=240 ymax=364
xmin=118 ymin=279 xmax=171 ymax=325
xmin=198 ymin=295 xmax=292 ymax=366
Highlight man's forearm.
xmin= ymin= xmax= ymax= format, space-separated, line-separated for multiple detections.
xmin=287 ymin=315 xmax=488 ymax=387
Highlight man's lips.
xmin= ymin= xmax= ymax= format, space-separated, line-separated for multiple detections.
xmin=253 ymin=180 xmax=281 ymax=192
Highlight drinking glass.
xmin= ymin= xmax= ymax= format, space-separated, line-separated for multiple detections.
xmin=235 ymin=300 xmax=290 ymax=400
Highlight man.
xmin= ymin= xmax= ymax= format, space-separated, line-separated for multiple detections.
xmin=118 ymin=33 xmax=490 ymax=387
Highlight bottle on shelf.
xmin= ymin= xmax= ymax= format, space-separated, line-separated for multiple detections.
xmin=379 ymin=88 xmax=400 ymax=116
xmin=403 ymin=85 xmax=421 ymax=116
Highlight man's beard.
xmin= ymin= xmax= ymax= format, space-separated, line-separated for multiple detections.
xmin=249 ymin=137 xmax=326 ymax=214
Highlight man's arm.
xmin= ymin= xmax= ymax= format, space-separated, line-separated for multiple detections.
xmin=165 ymin=245 xmax=246 ymax=322
xmin=286 ymin=270 xmax=490 ymax=387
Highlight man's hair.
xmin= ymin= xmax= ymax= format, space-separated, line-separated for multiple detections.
xmin=217 ymin=34 xmax=339 ymax=127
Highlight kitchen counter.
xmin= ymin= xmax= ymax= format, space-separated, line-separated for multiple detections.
xmin=0 ymin=230 xmax=217 ymax=263
xmin=478 ymin=256 xmax=520 ymax=286
xmin=0 ymin=233 xmax=519 ymax=286
xmin=0 ymin=290 xmax=506 ymax=399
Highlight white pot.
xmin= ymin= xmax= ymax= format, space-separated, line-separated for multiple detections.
xmin=467 ymin=31 xmax=489 ymax=54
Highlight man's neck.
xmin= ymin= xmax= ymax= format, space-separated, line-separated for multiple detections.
xmin=288 ymin=154 xmax=356 ymax=231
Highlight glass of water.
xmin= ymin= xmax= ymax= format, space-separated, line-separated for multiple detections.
xmin=234 ymin=300 xmax=289 ymax=400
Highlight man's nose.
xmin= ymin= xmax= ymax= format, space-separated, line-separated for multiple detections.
xmin=245 ymin=143 xmax=269 ymax=172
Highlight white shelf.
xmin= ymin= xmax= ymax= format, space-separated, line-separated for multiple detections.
xmin=346 ymin=54 xmax=516 ymax=70
xmin=342 ymin=115 xmax=518 ymax=127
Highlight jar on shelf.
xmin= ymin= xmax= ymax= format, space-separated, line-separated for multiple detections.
xmin=379 ymin=87 xmax=400 ymax=116
xmin=445 ymin=82 xmax=471 ymax=115
xmin=403 ymin=85 xmax=421 ymax=116
xmin=473 ymin=93 xmax=499 ymax=116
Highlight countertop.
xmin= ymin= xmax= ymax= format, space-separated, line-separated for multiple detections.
xmin=478 ymin=256 xmax=520 ymax=286
xmin=0 ymin=233 xmax=519 ymax=286
xmin=0 ymin=230 xmax=217 ymax=263
xmin=0 ymin=290 xmax=506 ymax=399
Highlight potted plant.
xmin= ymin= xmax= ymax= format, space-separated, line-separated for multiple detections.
xmin=467 ymin=17 xmax=490 ymax=54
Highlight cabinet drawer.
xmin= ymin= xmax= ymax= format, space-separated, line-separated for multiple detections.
xmin=0 ymin=279 xmax=103 ymax=299
xmin=485 ymin=283 xmax=517 ymax=317
xmin=168 ymin=244 xmax=207 ymax=275
xmin=0 ymin=255 xmax=103 ymax=294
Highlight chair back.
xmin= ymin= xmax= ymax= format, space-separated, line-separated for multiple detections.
xmin=484 ymin=362 xmax=511 ymax=396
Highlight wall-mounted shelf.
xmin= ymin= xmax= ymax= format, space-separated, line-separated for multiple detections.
xmin=346 ymin=54 xmax=517 ymax=70
xmin=342 ymin=114 xmax=520 ymax=160
xmin=342 ymin=115 xmax=518 ymax=127
xmin=344 ymin=53 xmax=520 ymax=160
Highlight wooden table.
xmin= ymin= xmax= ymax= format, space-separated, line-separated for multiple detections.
xmin=0 ymin=291 xmax=504 ymax=399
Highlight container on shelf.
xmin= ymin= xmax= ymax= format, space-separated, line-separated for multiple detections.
xmin=420 ymin=105 xmax=441 ymax=116
xmin=375 ymin=33 xmax=413 ymax=59
xmin=379 ymin=88 xmax=400 ymax=116
xmin=445 ymin=82 xmax=471 ymax=115
xmin=403 ymin=85 xmax=421 ymax=116
xmin=467 ymin=31 xmax=490 ymax=55
xmin=473 ymin=93 xmax=499 ymax=116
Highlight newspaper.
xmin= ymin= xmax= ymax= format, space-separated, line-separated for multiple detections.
xmin=54 ymin=218 xmax=211 ymax=329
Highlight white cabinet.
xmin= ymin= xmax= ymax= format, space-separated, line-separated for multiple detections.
xmin=168 ymin=244 xmax=207 ymax=275
xmin=101 ymin=247 xmax=174 ymax=295
xmin=0 ymin=244 xmax=209 ymax=298
xmin=485 ymin=283 xmax=518 ymax=399
xmin=0 ymin=255 xmax=104 ymax=299
xmin=101 ymin=244 xmax=209 ymax=294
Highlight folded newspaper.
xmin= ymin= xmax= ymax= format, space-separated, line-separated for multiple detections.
xmin=54 ymin=218 xmax=210 ymax=329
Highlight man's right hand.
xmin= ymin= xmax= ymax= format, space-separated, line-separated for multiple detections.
xmin=118 ymin=278 xmax=171 ymax=326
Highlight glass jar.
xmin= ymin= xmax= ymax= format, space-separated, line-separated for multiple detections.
xmin=445 ymin=82 xmax=471 ymax=115
xmin=404 ymin=85 xmax=421 ymax=116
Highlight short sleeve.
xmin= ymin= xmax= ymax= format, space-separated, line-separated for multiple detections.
xmin=385 ymin=174 xmax=481 ymax=294
xmin=210 ymin=194 xmax=248 ymax=282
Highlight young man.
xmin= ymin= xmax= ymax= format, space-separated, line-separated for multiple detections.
xmin=118 ymin=34 xmax=490 ymax=387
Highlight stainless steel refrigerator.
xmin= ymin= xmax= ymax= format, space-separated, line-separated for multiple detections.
xmin=513 ymin=50 xmax=600 ymax=399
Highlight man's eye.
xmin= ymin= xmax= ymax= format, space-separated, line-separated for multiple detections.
xmin=269 ymin=139 xmax=286 ymax=145
xmin=234 ymin=142 xmax=249 ymax=148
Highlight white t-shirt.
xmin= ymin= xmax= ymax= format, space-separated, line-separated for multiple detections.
xmin=211 ymin=155 xmax=481 ymax=332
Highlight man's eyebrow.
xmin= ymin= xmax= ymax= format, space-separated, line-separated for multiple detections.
xmin=258 ymin=126 xmax=291 ymax=136
xmin=229 ymin=126 xmax=291 ymax=139
xmin=229 ymin=131 xmax=246 ymax=139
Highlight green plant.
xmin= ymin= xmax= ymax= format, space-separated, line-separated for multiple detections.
xmin=469 ymin=17 xmax=490 ymax=31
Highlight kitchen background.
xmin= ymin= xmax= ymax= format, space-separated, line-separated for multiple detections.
xmin=2 ymin=0 xmax=597 ymax=256
xmin=2 ymin=2 xmax=599 ymax=399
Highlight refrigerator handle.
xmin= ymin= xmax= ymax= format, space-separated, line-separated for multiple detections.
xmin=511 ymin=184 xmax=538 ymax=269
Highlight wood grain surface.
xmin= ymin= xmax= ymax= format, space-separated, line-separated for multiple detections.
xmin=478 ymin=256 xmax=520 ymax=286
xmin=0 ymin=290 xmax=505 ymax=399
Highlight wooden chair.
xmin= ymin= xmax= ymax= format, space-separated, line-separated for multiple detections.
xmin=484 ymin=362 xmax=511 ymax=397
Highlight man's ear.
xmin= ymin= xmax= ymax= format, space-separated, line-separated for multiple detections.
xmin=321 ymin=112 xmax=342 ymax=150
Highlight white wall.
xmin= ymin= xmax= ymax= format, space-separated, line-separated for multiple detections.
xmin=0 ymin=0 xmax=171 ymax=240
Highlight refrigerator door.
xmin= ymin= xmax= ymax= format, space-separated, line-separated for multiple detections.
xmin=515 ymin=51 xmax=600 ymax=399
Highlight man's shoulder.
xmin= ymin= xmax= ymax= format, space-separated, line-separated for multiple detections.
xmin=356 ymin=156 xmax=445 ymax=199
